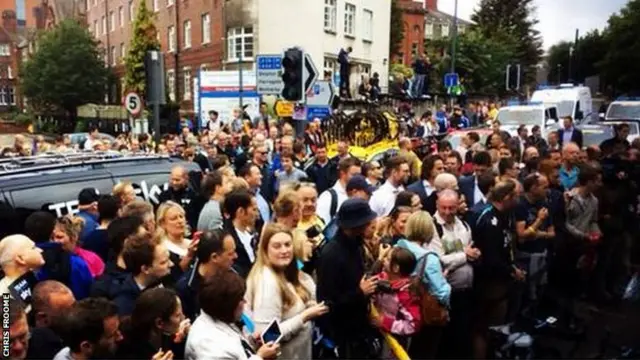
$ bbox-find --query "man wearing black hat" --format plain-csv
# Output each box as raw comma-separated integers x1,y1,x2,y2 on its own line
77,188,100,243
346,175,375,201
316,198,380,359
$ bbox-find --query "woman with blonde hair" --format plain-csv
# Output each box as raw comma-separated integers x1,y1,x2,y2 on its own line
377,206,412,246
52,215,105,278
273,190,301,230
396,210,451,359
245,223,328,360
156,201,196,284
112,181,137,206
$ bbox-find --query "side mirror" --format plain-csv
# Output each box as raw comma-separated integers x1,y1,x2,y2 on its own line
599,113,605,120
545,119,556,127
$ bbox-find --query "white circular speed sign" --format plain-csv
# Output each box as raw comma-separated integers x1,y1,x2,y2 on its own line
124,92,142,116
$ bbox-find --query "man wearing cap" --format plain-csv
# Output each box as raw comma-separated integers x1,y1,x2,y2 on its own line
77,188,100,242
369,156,410,217
346,175,375,201
316,198,380,359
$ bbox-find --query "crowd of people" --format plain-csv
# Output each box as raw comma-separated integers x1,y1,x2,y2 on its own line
1,101,639,360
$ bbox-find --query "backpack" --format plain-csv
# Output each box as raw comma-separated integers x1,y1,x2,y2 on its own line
434,219,470,239
411,252,449,327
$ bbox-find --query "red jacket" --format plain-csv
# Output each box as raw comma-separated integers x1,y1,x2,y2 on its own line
372,272,422,336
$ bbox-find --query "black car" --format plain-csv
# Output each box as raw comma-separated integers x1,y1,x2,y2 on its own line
0,153,201,232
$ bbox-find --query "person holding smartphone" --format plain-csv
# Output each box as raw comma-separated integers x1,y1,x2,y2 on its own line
245,224,328,360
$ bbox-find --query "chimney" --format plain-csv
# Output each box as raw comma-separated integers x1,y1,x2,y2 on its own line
425,0,438,11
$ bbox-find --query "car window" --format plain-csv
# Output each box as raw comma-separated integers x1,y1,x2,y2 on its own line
10,177,114,218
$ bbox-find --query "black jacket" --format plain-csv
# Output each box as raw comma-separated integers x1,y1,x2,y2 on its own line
316,230,373,343
557,128,584,149
26,327,64,360
306,161,337,195
224,221,255,278
174,267,202,321
471,204,516,283
90,261,128,299
158,186,198,230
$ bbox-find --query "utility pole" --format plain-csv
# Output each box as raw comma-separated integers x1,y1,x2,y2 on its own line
174,0,180,103
105,0,111,104
450,0,458,74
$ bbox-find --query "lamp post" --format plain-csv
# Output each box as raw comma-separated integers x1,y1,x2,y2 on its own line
450,0,458,75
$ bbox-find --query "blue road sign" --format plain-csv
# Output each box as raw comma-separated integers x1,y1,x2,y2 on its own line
307,106,332,120
444,73,459,88
256,55,282,70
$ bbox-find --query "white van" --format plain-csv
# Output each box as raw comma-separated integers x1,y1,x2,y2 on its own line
530,84,592,123
495,102,560,138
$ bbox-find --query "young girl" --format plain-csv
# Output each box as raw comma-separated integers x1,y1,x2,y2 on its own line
372,247,421,357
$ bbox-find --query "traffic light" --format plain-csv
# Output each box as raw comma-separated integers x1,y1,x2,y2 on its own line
281,48,304,101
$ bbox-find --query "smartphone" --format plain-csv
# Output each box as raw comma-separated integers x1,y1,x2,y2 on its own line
261,319,283,344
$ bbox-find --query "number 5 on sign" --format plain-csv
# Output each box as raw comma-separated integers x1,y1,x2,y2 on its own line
124,92,142,117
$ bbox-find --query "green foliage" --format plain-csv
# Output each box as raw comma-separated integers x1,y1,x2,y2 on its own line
546,41,572,84
390,63,414,80
547,31,606,85
389,0,405,57
599,0,640,94
426,30,516,95
14,112,35,126
124,0,160,102
471,0,543,87
19,19,108,116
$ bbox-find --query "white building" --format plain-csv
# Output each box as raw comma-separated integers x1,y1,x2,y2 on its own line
225,0,391,94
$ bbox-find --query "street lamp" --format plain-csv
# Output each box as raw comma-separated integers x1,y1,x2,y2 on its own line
568,46,574,83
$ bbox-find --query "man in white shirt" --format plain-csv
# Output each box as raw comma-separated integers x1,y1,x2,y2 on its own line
369,156,410,216
316,157,362,224
428,189,480,358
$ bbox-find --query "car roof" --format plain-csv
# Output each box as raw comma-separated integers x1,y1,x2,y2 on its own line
447,128,492,135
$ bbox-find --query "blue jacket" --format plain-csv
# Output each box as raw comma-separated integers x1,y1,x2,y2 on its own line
36,242,93,300
396,239,451,307
459,175,476,210
77,210,98,243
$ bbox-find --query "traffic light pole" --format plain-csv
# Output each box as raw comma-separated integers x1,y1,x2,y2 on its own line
449,0,458,107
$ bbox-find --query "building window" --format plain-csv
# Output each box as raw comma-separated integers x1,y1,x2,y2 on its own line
201,13,210,44
425,23,433,39
441,24,449,37
0,87,6,105
128,0,134,21
118,6,124,27
323,58,336,80
93,20,98,34
458,25,465,34
411,42,418,56
167,0,174,6
167,70,175,101
0,44,9,56
183,20,191,48
7,66,12,79
120,43,126,60
183,67,191,100
168,25,176,52
101,16,106,35
397,53,404,64
110,46,116,66
9,87,14,105
362,9,373,41
324,0,336,32
344,3,355,37
109,11,115,32
227,26,253,61
153,0,159,12
361,64,371,76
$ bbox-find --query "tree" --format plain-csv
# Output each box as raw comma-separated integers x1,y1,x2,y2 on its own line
599,0,640,94
19,19,108,118
546,31,606,85
546,41,572,84
472,0,543,87
426,30,516,95
123,0,160,102
389,0,405,57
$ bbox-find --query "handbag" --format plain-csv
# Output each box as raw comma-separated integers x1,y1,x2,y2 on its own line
412,252,449,327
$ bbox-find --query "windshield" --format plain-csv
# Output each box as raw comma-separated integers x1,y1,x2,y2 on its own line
606,103,640,120
555,100,575,118
496,108,543,126
580,127,615,148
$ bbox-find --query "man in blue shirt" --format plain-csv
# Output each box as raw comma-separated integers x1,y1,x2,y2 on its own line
76,188,100,243
559,143,581,190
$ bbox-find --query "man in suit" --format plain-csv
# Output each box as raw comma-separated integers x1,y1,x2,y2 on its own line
557,116,583,149
465,170,496,226
459,151,493,210
222,189,259,278
407,154,446,211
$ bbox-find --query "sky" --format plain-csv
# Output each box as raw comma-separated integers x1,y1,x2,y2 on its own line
437,0,629,50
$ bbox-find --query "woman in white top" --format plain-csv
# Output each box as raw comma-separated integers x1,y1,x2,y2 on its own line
186,271,279,360
156,201,196,284
245,223,328,360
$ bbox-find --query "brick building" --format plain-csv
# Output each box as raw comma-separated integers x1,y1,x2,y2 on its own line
83,0,224,112
394,0,472,66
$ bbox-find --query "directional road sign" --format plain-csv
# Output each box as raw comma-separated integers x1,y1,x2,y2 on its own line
307,106,332,120
306,80,335,107
303,53,319,103
256,55,284,95
274,100,294,117
124,92,142,116
444,73,459,88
